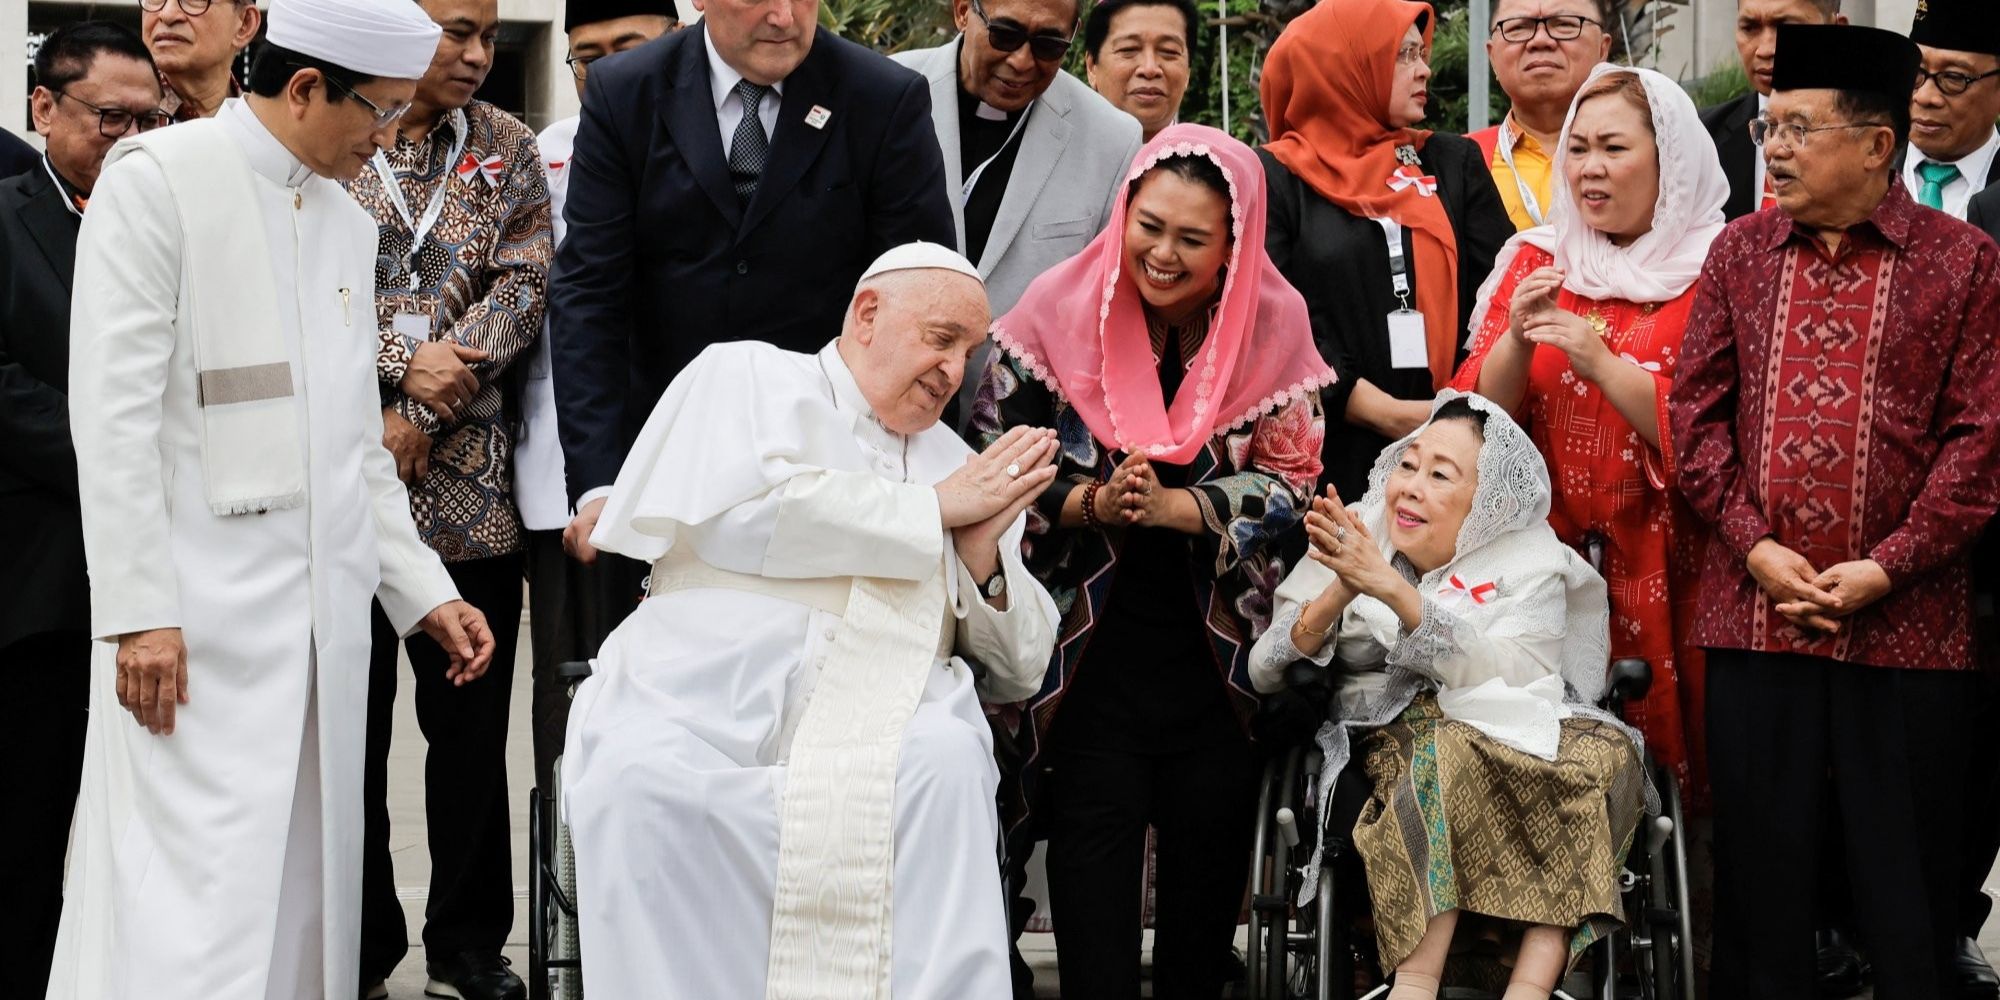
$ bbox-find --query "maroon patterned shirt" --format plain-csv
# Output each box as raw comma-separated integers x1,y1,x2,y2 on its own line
1670,182,2000,670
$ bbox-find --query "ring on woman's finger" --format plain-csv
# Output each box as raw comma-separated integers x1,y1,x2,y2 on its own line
1334,526,1347,542
1006,463,1022,478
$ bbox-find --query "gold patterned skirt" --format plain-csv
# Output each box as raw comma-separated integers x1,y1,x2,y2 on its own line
1353,695,1646,976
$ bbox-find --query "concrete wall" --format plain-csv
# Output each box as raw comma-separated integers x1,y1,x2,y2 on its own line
7,0,583,141
1631,0,1919,83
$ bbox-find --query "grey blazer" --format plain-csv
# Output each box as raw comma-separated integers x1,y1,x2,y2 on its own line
892,41,1144,316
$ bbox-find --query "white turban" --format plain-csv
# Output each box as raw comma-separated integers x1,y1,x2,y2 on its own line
266,0,443,82
855,241,983,292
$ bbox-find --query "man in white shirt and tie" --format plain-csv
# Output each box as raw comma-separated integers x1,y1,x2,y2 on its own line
1906,0,2000,220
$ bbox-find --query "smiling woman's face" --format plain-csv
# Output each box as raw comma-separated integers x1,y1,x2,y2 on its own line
1383,417,1483,574
1123,164,1231,325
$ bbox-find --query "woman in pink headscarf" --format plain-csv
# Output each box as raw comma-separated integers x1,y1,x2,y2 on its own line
969,122,1334,998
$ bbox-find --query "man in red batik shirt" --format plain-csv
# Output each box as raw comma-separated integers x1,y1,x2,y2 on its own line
1671,23,2000,1000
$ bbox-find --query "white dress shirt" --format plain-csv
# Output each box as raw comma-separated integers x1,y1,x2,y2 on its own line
706,28,782,152
1903,127,2000,220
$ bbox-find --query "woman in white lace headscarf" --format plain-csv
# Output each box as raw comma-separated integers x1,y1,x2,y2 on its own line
1249,391,1647,1000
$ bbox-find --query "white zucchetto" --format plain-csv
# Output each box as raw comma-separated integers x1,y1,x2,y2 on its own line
855,241,983,292
265,0,444,82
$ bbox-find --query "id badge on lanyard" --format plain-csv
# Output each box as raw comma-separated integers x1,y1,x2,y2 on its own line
370,108,468,292
1496,119,1546,227
1376,217,1429,370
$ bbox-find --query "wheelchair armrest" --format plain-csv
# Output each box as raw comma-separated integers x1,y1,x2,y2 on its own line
1604,658,1651,712
557,660,595,683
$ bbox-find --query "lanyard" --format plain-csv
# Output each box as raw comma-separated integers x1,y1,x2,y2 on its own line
1374,217,1414,310
960,105,1033,205
370,107,468,291
1496,118,1546,227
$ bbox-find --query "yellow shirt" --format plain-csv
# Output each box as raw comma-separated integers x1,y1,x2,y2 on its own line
1488,113,1555,232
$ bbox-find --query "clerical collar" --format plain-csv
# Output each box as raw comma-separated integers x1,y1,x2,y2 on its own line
220,98,315,189
41,156,86,219
957,85,1024,126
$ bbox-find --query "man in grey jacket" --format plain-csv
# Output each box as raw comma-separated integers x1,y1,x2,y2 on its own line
893,0,1142,425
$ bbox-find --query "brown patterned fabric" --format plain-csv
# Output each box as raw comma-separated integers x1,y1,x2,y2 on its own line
1353,695,1646,977
344,99,553,561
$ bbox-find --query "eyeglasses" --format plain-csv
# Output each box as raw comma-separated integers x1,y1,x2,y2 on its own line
969,0,1075,63
1395,42,1428,66
1915,66,2000,98
138,0,238,15
1748,116,1888,148
54,91,173,138
299,66,412,129
564,53,599,82
1493,14,1601,43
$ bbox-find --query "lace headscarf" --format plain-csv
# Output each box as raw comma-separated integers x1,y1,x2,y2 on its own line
1254,392,1650,903
1467,64,1730,336
991,123,1335,465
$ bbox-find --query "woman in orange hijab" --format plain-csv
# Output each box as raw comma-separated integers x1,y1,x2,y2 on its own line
1259,0,1513,504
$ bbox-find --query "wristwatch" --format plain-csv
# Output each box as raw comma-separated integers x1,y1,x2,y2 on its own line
981,569,1008,599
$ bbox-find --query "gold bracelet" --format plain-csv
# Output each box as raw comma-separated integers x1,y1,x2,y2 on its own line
1295,599,1333,638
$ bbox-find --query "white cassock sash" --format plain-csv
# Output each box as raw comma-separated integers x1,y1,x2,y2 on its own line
765,566,950,999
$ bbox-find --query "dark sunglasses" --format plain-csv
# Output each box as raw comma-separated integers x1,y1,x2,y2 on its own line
969,0,1075,63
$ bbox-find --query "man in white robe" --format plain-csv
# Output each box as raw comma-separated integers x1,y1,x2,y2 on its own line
563,242,1061,999
50,2,497,998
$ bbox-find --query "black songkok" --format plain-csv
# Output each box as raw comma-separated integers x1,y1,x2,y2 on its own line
564,0,677,32
1911,0,2000,59
1772,24,1921,100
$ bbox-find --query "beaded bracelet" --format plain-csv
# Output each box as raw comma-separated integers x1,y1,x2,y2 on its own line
1082,482,1104,530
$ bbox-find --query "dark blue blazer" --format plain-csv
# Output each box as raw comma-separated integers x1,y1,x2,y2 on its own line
549,24,956,501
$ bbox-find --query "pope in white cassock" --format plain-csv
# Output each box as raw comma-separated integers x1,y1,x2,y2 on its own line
563,242,1061,999
48,2,499,999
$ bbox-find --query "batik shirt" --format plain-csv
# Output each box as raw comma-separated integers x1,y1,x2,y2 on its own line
1670,181,2000,670
345,99,553,561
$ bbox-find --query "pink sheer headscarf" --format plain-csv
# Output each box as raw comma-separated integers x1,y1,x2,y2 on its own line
991,123,1336,465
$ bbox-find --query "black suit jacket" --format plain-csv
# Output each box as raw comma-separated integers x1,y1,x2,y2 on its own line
1701,92,1760,222
0,129,39,180
1963,188,2000,667
1260,134,1514,502
0,165,88,649
549,25,956,501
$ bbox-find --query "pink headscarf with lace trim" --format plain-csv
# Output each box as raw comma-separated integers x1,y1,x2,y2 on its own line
990,124,1336,465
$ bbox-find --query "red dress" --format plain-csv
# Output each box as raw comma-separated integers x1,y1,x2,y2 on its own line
1453,246,1711,810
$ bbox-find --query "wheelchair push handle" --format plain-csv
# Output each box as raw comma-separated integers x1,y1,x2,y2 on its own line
557,660,595,683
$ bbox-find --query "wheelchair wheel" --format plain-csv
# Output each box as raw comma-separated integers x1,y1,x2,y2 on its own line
1641,769,1695,1000
1248,746,1332,999
528,760,585,1000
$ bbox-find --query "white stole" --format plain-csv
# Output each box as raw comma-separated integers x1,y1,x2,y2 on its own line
106,120,306,514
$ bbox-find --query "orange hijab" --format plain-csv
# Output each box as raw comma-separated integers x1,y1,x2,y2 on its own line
1261,0,1460,389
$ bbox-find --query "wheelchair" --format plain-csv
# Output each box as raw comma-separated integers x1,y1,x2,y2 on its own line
526,659,595,1000
1243,661,1696,1000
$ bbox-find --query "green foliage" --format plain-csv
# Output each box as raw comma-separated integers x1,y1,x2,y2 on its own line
819,0,957,53
1425,2,1509,135
1684,58,1752,109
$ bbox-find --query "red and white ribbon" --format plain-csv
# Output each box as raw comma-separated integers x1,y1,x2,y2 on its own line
1441,574,1498,605
1618,351,1663,373
456,152,506,188
1387,165,1438,197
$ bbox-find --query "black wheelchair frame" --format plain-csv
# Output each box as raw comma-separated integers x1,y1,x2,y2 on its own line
1243,656,1697,1000
526,659,595,1000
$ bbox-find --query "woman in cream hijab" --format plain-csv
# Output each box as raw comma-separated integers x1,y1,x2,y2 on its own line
1250,392,1646,1000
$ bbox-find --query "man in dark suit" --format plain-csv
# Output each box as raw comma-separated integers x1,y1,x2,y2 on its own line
1699,0,1844,220
550,0,956,560
0,24,166,998
0,128,38,179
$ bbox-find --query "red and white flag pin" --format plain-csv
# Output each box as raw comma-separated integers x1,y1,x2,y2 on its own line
805,105,832,130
